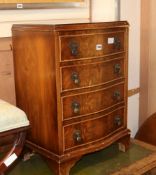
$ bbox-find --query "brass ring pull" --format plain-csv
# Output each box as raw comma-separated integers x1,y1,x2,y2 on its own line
71,101,80,114
114,116,122,126
113,91,121,101
114,37,121,49
114,64,121,74
69,41,79,56
73,130,82,143
71,72,80,85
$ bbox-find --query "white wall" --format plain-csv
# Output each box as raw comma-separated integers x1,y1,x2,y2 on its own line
0,1,90,37
91,0,119,22
0,0,119,37
120,0,140,137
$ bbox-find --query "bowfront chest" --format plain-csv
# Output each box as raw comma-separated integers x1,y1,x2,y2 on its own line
12,21,130,175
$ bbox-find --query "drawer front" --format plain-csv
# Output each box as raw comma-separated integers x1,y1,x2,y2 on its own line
64,108,125,150
60,32,124,61
61,58,124,91
62,83,124,119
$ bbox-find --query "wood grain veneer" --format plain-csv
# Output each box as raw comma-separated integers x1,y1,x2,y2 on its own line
12,21,130,175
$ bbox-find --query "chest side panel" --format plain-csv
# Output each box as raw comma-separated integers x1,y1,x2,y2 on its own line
12,28,59,153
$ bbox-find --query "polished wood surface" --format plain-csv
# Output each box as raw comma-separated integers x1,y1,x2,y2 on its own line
12,30,59,153
61,57,124,91
139,0,151,126
60,31,125,61
63,83,125,119
64,107,125,150
12,21,130,175
140,0,156,126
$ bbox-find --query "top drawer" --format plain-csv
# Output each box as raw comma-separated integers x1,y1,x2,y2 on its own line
60,32,125,61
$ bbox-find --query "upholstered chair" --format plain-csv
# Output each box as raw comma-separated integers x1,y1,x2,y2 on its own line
0,100,29,175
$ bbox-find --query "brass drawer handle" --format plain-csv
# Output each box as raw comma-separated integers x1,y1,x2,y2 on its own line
114,37,121,49
73,130,82,143
114,116,122,126
113,91,121,101
69,41,79,56
71,101,80,114
71,72,80,85
114,64,121,74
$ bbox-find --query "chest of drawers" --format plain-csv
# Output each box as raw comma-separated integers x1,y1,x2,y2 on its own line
12,21,130,175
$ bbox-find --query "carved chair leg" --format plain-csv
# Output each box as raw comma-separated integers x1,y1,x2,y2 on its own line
0,132,26,173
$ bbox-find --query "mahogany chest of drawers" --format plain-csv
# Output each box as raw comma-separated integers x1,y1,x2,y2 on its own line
12,21,130,175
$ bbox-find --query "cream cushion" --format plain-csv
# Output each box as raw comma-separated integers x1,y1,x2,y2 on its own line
0,99,29,133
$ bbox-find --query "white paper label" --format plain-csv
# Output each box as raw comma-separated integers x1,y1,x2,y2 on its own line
17,4,23,9
96,44,103,51
108,37,115,44
4,153,17,167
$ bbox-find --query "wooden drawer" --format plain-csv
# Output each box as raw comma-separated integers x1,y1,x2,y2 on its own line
62,83,125,119
61,58,124,91
60,32,124,61
64,107,125,150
